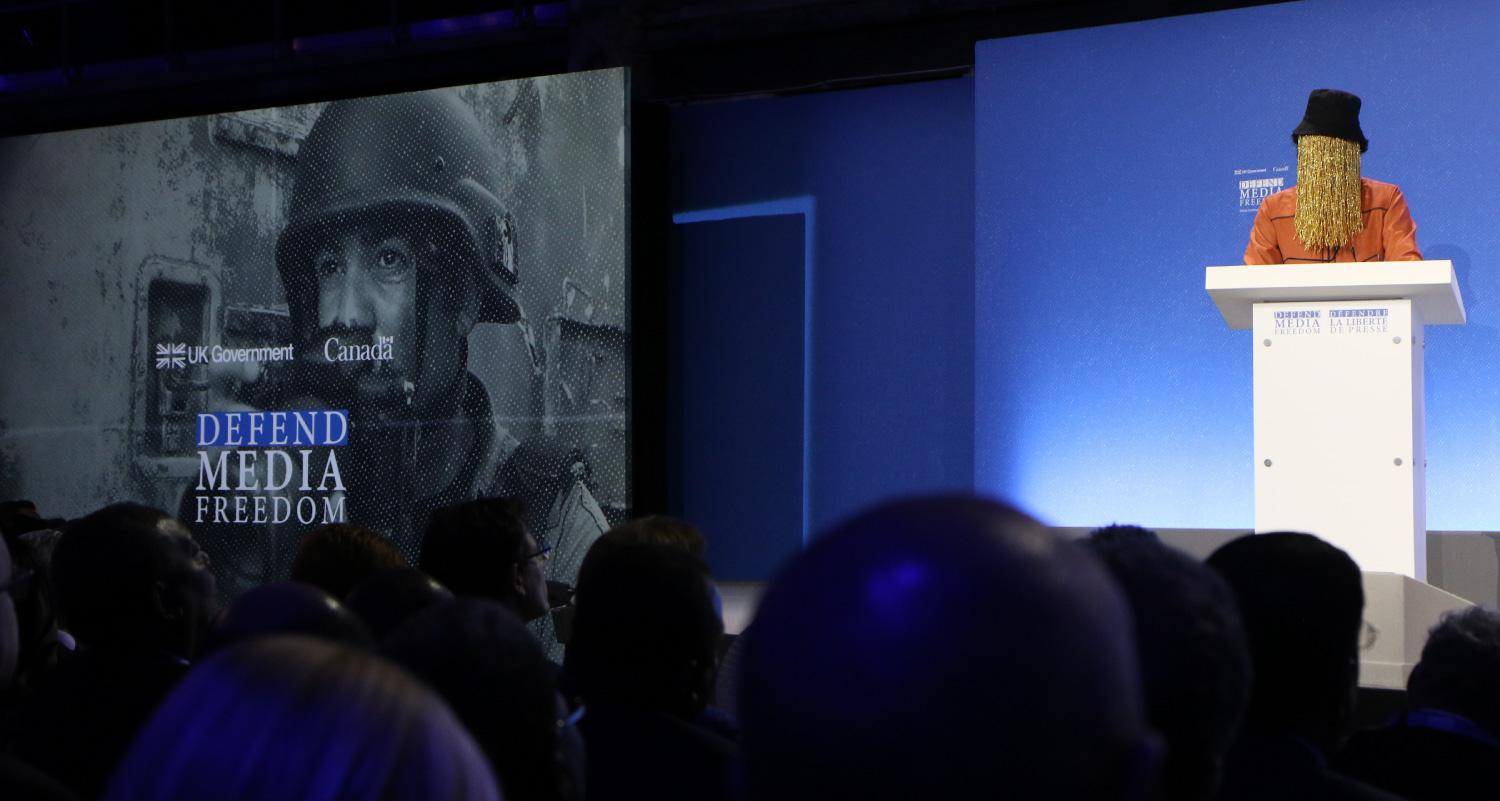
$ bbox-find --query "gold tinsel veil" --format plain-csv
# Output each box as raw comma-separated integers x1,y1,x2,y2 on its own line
1294,134,1363,255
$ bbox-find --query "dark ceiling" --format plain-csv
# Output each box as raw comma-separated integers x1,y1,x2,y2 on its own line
0,0,1290,135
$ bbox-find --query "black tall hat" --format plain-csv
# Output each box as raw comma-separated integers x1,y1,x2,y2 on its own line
1291,88,1368,152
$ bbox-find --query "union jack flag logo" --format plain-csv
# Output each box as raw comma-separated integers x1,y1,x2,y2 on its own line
155,343,187,370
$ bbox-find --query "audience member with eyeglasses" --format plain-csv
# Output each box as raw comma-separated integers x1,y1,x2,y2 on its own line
1208,532,1403,801
420,497,553,624
11,490,1500,801
566,540,736,801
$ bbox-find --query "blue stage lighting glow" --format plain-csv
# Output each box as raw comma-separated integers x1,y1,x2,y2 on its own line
977,0,1500,531
408,11,518,40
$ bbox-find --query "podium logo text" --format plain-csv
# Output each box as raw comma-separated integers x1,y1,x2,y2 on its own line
1330,307,1390,335
1273,309,1321,335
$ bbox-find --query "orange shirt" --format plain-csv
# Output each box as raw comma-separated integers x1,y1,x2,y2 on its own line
1244,177,1422,264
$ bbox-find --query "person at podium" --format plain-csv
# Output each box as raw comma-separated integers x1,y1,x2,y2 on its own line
1244,89,1422,265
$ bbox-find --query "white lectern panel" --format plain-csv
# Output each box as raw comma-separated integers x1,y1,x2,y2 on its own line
1253,299,1424,578
1207,261,1465,329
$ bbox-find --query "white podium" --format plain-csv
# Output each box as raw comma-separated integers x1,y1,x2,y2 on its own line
1205,261,1465,580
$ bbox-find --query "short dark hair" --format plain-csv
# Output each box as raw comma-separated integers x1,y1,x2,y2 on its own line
419,497,530,602
53,503,177,646
1406,606,1500,735
385,599,561,801
566,543,722,719
1088,524,1161,546
289,524,408,600
575,517,711,595
1087,537,1250,801
345,567,453,642
1207,532,1362,747
209,581,373,653
599,516,707,560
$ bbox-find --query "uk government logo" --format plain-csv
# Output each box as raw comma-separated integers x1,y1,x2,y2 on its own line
1273,309,1321,335
1234,165,1290,213
1330,308,1390,335
155,343,187,369
155,342,295,370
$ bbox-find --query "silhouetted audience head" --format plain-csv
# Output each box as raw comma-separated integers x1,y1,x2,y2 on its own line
210,581,372,652
1089,523,1162,545
386,598,579,801
103,635,498,801
52,503,217,660
567,542,722,720
1407,606,1500,736
0,499,62,545
289,523,407,600
1207,531,1362,752
420,496,549,621
1087,535,1251,801
5,528,63,689
596,515,707,561
0,536,75,801
741,494,1155,801
0,499,39,534
345,566,454,642
562,515,719,645
0,535,18,688
1331,604,1500,801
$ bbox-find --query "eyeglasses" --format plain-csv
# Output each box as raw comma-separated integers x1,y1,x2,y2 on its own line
525,542,552,563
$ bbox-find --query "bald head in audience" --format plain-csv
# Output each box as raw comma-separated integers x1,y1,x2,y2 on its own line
741,495,1155,801
210,581,372,652
103,636,499,801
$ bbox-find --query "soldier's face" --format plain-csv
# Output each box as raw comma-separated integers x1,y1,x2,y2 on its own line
312,222,420,382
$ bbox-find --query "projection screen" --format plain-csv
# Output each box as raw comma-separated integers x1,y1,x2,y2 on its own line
0,69,631,613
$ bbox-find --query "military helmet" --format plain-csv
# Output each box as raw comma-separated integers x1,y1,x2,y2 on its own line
276,89,521,331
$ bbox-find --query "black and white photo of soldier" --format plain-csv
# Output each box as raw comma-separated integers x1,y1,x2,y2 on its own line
187,84,625,617
0,71,630,634
274,90,540,557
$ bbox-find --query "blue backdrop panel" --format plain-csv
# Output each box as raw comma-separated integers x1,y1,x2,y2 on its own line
671,215,807,580
672,77,975,556
977,0,1500,529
